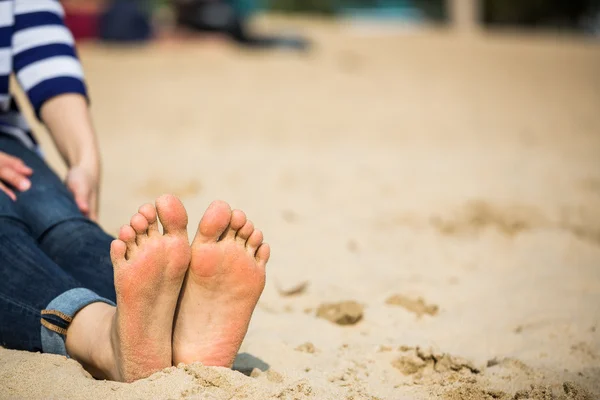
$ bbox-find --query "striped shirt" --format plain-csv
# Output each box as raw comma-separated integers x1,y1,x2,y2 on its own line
0,0,88,151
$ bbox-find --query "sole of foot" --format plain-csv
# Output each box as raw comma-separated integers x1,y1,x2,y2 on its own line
172,200,269,367
68,194,191,382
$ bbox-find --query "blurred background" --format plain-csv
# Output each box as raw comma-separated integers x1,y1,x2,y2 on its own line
59,0,600,43
37,0,599,232
55,0,600,47
24,0,596,249
17,2,600,397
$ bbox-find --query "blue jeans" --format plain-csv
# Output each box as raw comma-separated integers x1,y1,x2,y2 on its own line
0,136,116,356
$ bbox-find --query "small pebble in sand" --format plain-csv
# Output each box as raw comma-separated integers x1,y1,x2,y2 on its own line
295,342,317,354
392,353,427,375
486,358,499,368
377,345,393,352
266,370,284,383
250,368,262,378
316,301,364,325
385,294,438,318
275,280,309,297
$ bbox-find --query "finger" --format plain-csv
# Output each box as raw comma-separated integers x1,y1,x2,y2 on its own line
68,185,90,215
76,197,90,215
0,152,20,164
0,153,32,173
14,163,33,175
0,167,31,191
8,157,33,175
0,182,16,201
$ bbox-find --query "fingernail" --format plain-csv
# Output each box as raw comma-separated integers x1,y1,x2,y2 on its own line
20,180,31,191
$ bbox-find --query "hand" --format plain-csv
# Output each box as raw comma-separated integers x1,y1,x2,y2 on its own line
65,165,100,221
0,151,32,200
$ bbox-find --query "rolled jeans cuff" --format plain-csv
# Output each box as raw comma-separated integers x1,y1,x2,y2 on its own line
40,288,116,356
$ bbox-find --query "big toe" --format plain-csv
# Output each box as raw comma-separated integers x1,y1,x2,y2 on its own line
156,194,188,235
195,200,232,243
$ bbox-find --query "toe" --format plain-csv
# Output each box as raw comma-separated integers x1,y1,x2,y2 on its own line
236,220,254,244
194,200,232,244
110,239,127,267
156,194,188,236
138,203,159,236
255,243,271,268
246,229,264,255
130,213,149,245
118,225,137,259
223,209,247,240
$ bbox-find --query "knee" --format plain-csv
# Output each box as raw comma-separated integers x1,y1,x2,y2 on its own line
42,217,112,246
14,188,85,240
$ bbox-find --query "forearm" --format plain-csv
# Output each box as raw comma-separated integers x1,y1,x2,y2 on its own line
11,0,102,218
12,0,97,171
40,93,100,173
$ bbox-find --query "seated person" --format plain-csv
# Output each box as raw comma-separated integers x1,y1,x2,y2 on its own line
0,0,269,382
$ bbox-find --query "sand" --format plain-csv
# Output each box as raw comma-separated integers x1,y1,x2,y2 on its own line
1,17,599,399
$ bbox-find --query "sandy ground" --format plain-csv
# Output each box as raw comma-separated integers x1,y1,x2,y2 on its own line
1,18,600,399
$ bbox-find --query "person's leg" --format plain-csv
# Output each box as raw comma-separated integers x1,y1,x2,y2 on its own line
38,219,116,302
0,213,114,354
0,136,115,301
0,192,192,382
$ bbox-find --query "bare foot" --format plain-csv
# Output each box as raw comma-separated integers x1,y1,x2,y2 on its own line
65,195,191,382
172,200,269,367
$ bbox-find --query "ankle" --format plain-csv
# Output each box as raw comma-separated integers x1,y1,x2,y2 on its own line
65,302,118,380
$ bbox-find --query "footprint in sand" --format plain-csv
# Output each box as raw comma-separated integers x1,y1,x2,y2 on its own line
430,200,546,237
385,294,439,318
316,301,364,325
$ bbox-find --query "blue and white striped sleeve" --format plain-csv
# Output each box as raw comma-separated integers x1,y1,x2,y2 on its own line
1,0,14,107
12,0,88,118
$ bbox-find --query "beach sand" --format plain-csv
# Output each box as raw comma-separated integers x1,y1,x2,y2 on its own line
1,18,599,399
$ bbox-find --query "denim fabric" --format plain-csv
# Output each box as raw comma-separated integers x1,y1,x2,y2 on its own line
0,136,116,353
41,288,115,356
